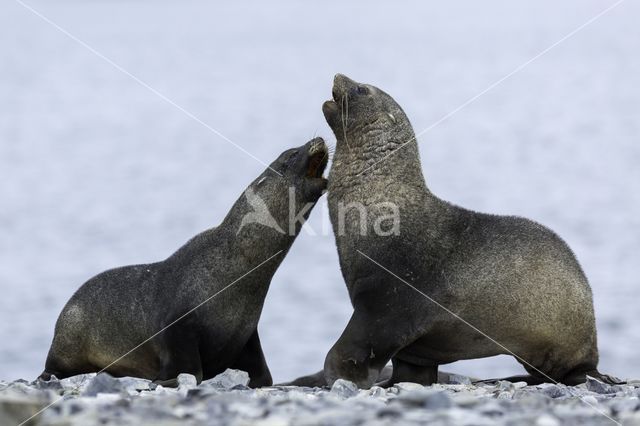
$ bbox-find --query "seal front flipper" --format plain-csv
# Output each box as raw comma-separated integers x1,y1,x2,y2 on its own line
284,365,468,388
323,286,426,389
280,365,394,388
324,309,396,389
228,330,273,388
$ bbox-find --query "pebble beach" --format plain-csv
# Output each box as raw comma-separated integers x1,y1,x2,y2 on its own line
2,370,639,426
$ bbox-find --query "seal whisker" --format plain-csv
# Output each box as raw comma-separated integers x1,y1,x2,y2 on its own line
320,148,332,164
341,94,352,154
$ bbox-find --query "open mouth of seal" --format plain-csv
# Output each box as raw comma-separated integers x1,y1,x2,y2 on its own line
306,142,329,179
325,88,341,110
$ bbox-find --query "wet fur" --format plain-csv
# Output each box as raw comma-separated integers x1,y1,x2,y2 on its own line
40,139,328,387
316,74,621,388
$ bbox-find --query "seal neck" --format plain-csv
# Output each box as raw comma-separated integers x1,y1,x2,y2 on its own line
329,125,430,198
221,190,298,248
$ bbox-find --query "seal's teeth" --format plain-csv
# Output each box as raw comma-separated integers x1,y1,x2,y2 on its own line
305,145,329,178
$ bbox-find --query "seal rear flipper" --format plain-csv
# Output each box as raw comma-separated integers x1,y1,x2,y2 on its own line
277,370,327,387
593,372,626,385
566,369,626,385
473,371,627,386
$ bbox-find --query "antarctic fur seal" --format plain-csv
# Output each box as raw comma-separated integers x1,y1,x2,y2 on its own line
316,74,620,388
40,138,329,388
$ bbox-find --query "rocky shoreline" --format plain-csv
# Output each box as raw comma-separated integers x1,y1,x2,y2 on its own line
1,370,638,426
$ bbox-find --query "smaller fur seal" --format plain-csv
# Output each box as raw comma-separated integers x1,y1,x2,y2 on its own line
306,74,621,389
40,138,329,388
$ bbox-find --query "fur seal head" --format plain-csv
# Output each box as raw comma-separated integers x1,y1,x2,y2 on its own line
256,136,328,199
322,74,414,155
323,74,426,208
236,137,329,236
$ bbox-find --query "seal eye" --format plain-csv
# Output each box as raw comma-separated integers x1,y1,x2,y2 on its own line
349,86,369,97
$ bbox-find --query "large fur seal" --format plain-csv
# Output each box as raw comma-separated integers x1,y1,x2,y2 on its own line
314,74,620,388
40,138,329,388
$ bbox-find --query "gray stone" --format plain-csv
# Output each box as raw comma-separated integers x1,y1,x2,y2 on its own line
534,414,561,426
367,386,386,398
445,374,472,385
2,381,45,398
177,373,197,390
396,389,452,410
82,373,124,396
376,406,403,419
3,373,640,425
497,380,514,392
619,412,640,426
200,369,250,390
450,392,481,408
479,400,505,417
60,373,97,394
496,390,512,399
538,384,569,398
393,382,424,392
330,379,359,398
34,377,63,393
580,394,599,406
610,398,640,416
585,376,615,394
0,396,49,426
385,386,399,395
119,377,152,393
424,392,453,410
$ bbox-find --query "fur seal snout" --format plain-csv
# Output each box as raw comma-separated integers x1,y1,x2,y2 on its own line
40,138,328,387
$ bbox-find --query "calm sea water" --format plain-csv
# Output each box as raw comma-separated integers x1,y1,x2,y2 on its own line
1,0,638,382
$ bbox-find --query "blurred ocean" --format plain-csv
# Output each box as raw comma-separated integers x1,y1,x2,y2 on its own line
0,0,638,383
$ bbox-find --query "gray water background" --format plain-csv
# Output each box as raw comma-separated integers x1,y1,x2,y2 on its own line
1,0,638,382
